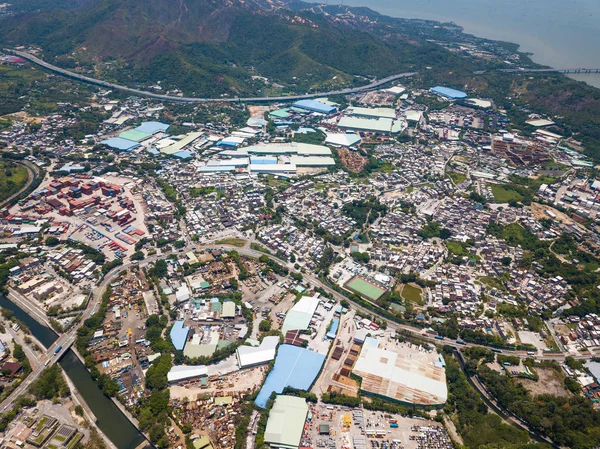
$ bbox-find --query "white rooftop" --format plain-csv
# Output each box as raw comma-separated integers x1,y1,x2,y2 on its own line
237,335,279,368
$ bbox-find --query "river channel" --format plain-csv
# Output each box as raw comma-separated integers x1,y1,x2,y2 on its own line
0,294,150,449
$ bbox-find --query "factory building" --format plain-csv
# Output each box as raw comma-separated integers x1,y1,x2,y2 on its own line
430,86,467,99
236,335,279,369
352,337,447,406
264,395,309,449
292,99,337,114
338,116,406,134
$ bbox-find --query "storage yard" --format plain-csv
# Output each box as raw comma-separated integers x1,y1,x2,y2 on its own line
302,404,452,449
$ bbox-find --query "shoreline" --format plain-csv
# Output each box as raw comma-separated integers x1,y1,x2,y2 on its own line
322,0,600,89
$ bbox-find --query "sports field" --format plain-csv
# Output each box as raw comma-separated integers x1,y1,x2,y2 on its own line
345,276,387,301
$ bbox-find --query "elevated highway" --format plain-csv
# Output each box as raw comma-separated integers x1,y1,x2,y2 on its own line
8,49,415,103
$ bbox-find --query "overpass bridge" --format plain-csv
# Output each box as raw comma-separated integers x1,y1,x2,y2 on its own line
8,49,415,104
0,335,74,412
498,67,600,75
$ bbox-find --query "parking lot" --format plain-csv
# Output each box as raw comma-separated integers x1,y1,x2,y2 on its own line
305,405,452,449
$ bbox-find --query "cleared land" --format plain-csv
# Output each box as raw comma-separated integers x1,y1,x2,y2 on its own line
215,238,247,247
345,275,387,301
401,284,423,305
489,184,523,203
516,367,570,397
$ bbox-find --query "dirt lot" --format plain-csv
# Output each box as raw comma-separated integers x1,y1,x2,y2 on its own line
248,105,270,118
530,202,576,226
516,367,570,397
170,365,267,400
338,148,367,173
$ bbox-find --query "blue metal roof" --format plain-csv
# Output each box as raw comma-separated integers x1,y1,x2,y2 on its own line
430,86,467,99
255,345,325,408
100,137,140,151
293,100,336,114
170,321,190,351
326,318,339,340
134,121,170,134
172,151,193,159
250,156,277,165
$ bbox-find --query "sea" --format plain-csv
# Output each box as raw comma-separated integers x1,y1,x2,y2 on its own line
323,0,600,88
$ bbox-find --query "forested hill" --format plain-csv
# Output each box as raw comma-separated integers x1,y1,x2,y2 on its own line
0,0,491,97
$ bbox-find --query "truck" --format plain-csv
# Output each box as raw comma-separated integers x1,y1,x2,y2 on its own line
54,346,63,355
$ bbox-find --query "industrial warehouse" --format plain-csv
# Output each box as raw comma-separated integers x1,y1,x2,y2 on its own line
200,142,336,175
352,337,448,406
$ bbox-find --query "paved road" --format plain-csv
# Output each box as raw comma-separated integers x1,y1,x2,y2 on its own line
0,239,586,413
191,243,588,362
9,50,416,103
0,260,131,413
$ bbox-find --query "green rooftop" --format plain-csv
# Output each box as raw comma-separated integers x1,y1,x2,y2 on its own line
119,129,151,142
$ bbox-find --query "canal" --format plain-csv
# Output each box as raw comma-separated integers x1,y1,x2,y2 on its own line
0,294,150,449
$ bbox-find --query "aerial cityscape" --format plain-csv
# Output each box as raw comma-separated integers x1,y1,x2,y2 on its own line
0,1,599,449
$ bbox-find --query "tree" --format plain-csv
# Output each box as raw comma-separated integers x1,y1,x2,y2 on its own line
439,228,452,240
45,236,60,247
131,251,144,261
150,259,168,278
501,256,512,266
259,320,271,332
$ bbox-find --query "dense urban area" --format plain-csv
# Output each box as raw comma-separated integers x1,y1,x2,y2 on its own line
1,2,600,449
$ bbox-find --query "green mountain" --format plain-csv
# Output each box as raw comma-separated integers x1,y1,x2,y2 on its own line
0,0,482,96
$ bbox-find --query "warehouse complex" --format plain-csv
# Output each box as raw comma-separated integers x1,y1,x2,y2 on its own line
101,121,170,152
199,142,335,174
255,344,326,408
282,295,321,334
236,335,279,369
264,395,309,449
430,86,467,99
352,337,447,406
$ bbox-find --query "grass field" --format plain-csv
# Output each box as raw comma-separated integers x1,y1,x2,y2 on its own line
0,162,29,204
446,241,468,257
448,171,467,184
401,284,423,305
215,238,247,247
345,276,387,301
489,184,523,203
479,276,507,292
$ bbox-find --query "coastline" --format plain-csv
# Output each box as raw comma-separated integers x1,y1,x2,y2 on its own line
323,0,600,89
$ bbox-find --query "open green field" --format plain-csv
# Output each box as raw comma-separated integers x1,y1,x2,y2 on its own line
215,238,247,248
489,184,523,203
446,241,468,257
401,284,423,305
0,162,29,204
448,171,466,184
479,276,507,292
345,276,387,301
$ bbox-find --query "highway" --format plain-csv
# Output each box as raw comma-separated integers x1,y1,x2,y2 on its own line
8,50,416,104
